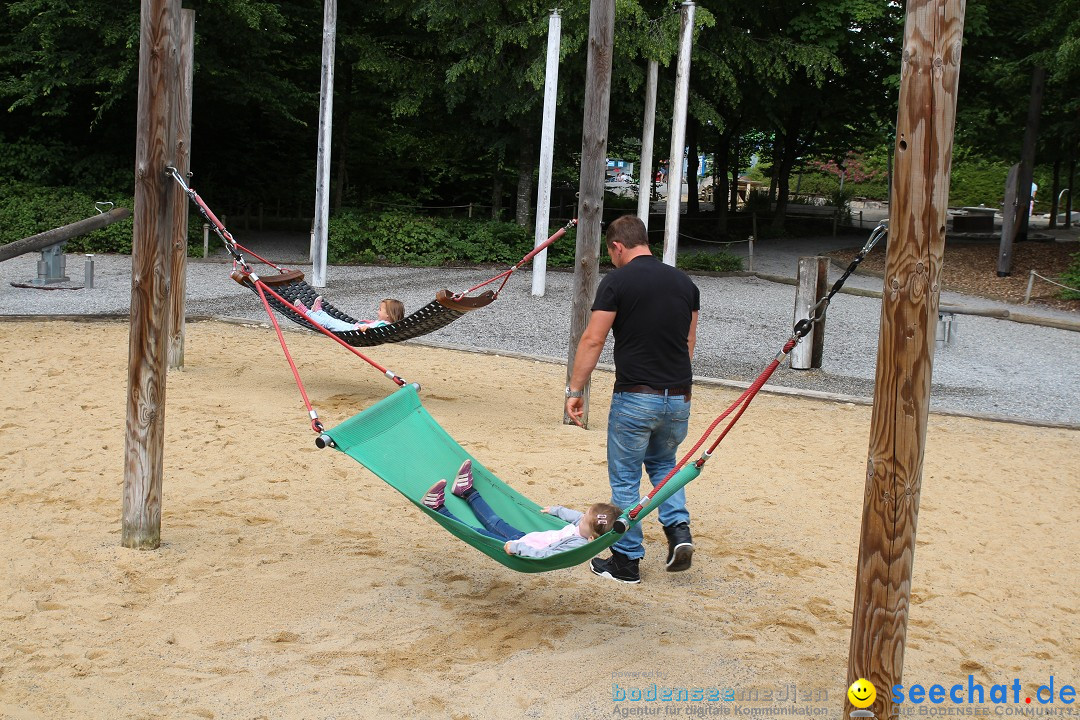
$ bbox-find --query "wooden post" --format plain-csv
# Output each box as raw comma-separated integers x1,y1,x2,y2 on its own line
168,8,194,370
661,1,696,267
789,256,829,370
531,10,562,297
637,59,659,229
123,0,180,550
846,2,965,717
564,0,614,428
311,0,337,288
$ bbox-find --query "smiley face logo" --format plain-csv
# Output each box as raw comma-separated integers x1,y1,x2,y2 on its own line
848,678,876,709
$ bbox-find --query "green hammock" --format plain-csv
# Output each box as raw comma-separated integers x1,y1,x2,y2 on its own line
322,385,702,573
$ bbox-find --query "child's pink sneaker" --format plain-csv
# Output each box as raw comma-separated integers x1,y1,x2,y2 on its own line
422,480,446,510
451,459,473,497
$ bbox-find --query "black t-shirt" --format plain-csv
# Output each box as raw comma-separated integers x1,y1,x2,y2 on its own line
591,254,700,392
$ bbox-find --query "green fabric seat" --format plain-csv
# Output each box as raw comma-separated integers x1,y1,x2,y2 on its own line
322,385,702,573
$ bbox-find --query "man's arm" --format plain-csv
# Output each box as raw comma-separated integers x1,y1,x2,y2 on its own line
564,310,616,427
688,310,698,360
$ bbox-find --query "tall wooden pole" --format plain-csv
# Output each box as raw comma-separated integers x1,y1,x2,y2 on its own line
637,59,659,229
564,0,614,428
531,9,562,297
847,0,965,713
311,0,337,288
167,8,194,370
661,1,696,266
123,0,180,549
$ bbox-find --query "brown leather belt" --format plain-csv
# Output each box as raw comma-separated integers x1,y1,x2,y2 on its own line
620,384,692,400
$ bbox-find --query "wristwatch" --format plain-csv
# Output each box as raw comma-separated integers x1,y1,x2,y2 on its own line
565,386,583,398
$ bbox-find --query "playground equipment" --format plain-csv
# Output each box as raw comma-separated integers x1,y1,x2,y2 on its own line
314,225,884,572
167,165,573,348
0,205,130,287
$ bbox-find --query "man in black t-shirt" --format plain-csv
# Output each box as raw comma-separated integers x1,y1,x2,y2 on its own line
565,215,700,584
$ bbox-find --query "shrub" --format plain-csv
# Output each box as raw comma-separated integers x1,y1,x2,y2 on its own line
327,209,577,267
0,182,135,253
827,186,854,222
744,188,772,214
677,251,743,272
1060,251,1080,300
0,181,212,256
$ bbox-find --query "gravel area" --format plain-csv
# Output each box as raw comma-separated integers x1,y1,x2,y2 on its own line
1,233,1078,427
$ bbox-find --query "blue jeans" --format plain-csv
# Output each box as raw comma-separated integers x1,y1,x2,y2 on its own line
607,392,692,559
435,490,525,542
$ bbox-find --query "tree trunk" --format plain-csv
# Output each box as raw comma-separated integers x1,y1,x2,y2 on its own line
1012,66,1046,248
729,131,740,213
1068,153,1076,229
333,62,352,213
686,116,699,215
515,124,536,227
491,174,504,220
713,131,730,236
1048,155,1061,229
770,123,800,233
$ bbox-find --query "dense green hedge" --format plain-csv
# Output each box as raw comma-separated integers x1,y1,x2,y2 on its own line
790,159,1056,213
677,251,743,272
327,209,578,267
0,182,135,253
0,182,210,255
1061,252,1080,300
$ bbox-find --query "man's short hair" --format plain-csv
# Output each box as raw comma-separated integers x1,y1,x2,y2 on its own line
587,502,623,536
605,214,649,249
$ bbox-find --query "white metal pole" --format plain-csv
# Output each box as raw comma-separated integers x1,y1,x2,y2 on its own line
532,9,562,297
311,0,337,288
637,59,658,228
662,1,695,266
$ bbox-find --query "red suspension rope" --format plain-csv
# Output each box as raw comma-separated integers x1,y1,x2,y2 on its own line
624,223,887,519
625,348,788,520
246,272,410,434
456,219,576,298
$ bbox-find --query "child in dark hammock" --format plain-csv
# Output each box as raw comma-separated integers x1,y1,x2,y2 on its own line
422,460,622,559
294,296,404,332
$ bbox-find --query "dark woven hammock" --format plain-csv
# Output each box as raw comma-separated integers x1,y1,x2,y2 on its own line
232,269,495,348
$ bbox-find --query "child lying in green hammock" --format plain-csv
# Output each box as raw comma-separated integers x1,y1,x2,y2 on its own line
422,460,621,559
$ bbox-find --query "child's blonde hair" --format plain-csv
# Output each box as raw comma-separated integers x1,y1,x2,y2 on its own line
381,298,405,323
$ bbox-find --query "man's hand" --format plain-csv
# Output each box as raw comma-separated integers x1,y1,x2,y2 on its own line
565,397,585,427
504,541,515,555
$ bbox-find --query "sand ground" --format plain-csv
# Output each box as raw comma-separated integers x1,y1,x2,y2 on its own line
0,320,1077,720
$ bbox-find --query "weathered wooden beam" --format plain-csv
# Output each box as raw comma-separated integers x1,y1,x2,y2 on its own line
564,0,614,428
790,256,829,370
123,0,180,550
167,8,194,370
0,208,131,264
847,1,966,716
